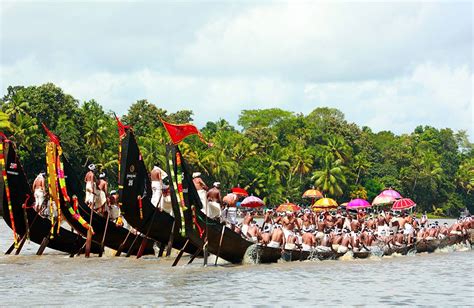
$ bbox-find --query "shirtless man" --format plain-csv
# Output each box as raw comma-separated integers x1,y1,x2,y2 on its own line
84,164,96,207
96,173,108,214
350,216,361,233
335,213,344,229
206,182,222,218
394,230,405,247
338,230,351,254
247,222,260,243
241,211,255,237
315,214,326,245
260,225,272,245
150,165,166,209
268,224,285,248
301,227,316,251
282,212,298,241
285,233,298,250
32,172,46,212
192,172,208,210
331,229,342,251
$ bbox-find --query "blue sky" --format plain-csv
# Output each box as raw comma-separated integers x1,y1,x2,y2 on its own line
1,1,472,136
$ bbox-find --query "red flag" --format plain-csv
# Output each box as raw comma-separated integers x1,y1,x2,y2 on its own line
115,114,129,138
42,123,60,146
161,119,211,146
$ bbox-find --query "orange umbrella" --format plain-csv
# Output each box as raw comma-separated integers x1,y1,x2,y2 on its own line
302,189,323,199
276,202,301,212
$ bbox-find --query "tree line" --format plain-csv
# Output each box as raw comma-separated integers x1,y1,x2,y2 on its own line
1,83,473,216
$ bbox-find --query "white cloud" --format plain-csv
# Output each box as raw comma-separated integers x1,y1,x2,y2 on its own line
0,1,472,138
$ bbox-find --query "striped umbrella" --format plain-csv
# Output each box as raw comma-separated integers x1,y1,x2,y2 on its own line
347,198,371,209
302,189,323,199
241,196,264,208
392,198,416,210
276,202,301,213
380,189,402,199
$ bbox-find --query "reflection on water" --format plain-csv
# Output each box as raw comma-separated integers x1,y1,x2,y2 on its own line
0,218,473,306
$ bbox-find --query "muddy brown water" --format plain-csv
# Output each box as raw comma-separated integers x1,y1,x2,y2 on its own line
0,218,473,306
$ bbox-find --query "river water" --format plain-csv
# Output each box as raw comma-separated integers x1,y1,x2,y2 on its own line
0,217,473,306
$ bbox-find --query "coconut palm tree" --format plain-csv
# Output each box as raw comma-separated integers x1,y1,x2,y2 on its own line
311,154,347,197
0,111,13,130
3,92,29,121
353,153,372,185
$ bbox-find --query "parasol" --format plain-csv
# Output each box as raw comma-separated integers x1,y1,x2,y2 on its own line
302,188,323,199
380,189,402,199
240,196,264,208
346,198,371,209
372,194,396,206
231,187,249,197
222,193,238,206
276,202,301,213
392,198,416,211
312,197,338,211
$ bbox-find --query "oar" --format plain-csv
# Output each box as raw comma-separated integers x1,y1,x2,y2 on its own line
214,224,226,265
136,194,163,259
84,203,96,257
98,207,111,257
187,247,203,265
115,228,133,256
125,231,141,257
36,235,50,255
172,239,189,267
5,241,16,255
14,234,28,255
165,220,176,257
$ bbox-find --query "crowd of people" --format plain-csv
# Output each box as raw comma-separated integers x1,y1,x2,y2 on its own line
30,164,473,257
233,209,473,254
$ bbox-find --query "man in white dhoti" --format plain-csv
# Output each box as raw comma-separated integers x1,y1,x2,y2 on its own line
206,182,222,219
96,172,108,214
32,172,46,212
84,164,96,207
192,172,208,211
150,165,167,209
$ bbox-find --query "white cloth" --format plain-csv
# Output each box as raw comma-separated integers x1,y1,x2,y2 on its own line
85,181,95,204
109,204,121,221
285,243,296,250
226,207,237,225
197,189,207,209
202,200,221,218
94,190,107,211
34,188,45,211
404,223,414,235
337,245,349,254
302,244,312,251
268,241,280,248
151,180,163,208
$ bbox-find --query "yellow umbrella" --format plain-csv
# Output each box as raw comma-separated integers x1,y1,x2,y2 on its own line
312,197,338,211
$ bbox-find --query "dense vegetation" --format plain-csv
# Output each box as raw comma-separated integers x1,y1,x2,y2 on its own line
1,83,473,216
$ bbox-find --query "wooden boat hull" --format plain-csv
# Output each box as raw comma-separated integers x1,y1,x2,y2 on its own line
1,140,99,254
60,155,154,256
119,130,198,255
415,239,439,253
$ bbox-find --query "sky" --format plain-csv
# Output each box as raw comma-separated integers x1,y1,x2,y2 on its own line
0,1,472,137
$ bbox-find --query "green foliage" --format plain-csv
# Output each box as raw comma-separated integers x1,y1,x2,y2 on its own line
1,83,472,216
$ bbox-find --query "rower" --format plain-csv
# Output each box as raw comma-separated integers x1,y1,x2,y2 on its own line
260,225,272,245
241,211,255,238
192,172,208,211
84,164,97,208
301,226,316,251
108,190,123,227
206,182,222,219
268,224,284,248
32,171,46,213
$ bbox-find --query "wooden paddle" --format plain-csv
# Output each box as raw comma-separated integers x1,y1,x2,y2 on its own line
98,206,111,257
84,204,94,258
172,239,189,267
214,224,226,265
36,235,50,255
115,228,132,256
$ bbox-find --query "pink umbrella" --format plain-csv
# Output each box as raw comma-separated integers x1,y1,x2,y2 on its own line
392,198,416,210
380,189,402,199
347,198,371,209
372,194,396,206
240,196,264,208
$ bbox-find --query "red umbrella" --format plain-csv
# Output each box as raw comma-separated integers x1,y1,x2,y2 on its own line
276,203,301,212
392,198,416,210
240,196,264,208
231,187,249,197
